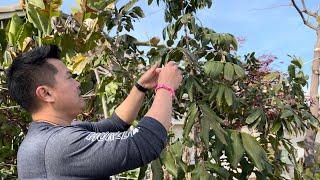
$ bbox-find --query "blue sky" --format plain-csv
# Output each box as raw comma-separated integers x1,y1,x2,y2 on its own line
1,0,319,89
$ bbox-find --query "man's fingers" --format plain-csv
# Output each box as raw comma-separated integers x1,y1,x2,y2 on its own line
149,62,159,72
155,68,162,73
166,61,176,66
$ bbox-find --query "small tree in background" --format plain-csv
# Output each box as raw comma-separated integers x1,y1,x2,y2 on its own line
291,1,320,173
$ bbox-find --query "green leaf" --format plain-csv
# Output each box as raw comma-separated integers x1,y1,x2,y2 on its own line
167,39,174,46
170,141,183,159
229,131,245,168
246,109,263,124
151,159,163,180
288,64,295,78
204,61,224,78
263,72,279,81
132,6,145,18
162,150,178,177
185,77,194,101
216,84,225,106
189,17,198,35
281,109,294,119
138,165,148,180
183,103,198,139
120,0,137,14
233,64,245,78
150,37,160,46
199,104,227,145
71,54,90,75
291,57,303,69
88,0,107,11
15,22,33,51
193,77,205,95
205,162,230,178
271,121,281,133
303,111,319,128
224,86,233,106
29,0,45,9
210,119,227,145
180,14,192,24
296,141,305,149
0,29,8,54
191,164,210,180
224,62,234,81
199,103,223,123
200,118,210,148
8,14,23,46
241,133,270,171
27,4,52,36
229,33,238,51
178,47,197,66
209,85,218,100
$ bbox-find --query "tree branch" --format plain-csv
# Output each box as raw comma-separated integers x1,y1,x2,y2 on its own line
0,105,20,110
301,0,318,17
250,3,291,11
134,41,165,47
291,0,317,30
94,69,108,118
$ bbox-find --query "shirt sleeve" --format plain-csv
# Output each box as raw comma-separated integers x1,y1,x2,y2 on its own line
45,116,167,179
72,112,131,132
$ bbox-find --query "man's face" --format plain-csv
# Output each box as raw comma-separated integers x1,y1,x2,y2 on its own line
48,59,85,118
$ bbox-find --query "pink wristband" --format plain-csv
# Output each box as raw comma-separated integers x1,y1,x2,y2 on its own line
155,83,175,97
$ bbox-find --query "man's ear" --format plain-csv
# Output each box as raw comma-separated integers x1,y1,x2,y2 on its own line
35,86,55,103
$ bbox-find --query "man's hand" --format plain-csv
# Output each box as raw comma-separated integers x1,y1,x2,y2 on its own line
138,63,161,89
158,61,182,90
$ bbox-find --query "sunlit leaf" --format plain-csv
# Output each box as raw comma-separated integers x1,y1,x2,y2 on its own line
151,159,163,180
204,60,224,78
263,72,279,81
8,14,23,46
241,132,271,172
229,130,245,168
224,62,234,81
162,150,177,177
183,103,198,139
224,86,233,106
246,109,263,124
233,64,245,78
200,118,210,148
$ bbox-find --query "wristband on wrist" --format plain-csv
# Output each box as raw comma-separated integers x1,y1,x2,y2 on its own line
155,83,175,97
135,82,148,93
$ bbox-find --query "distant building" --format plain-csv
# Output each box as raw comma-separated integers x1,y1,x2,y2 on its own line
0,3,25,29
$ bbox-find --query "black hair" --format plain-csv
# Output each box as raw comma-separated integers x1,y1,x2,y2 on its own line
6,45,61,112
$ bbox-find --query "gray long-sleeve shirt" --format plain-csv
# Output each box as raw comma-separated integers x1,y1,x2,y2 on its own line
17,113,167,179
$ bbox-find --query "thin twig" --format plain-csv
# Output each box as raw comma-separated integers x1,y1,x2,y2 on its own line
301,0,318,17
250,3,291,12
303,57,320,65
0,162,16,167
0,105,20,110
291,0,318,30
82,94,97,98
94,69,108,118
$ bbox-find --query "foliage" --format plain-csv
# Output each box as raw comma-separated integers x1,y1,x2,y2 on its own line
0,0,318,179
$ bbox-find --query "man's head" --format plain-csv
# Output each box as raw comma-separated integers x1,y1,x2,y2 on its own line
7,45,84,119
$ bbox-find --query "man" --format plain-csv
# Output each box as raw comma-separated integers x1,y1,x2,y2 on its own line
7,45,182,179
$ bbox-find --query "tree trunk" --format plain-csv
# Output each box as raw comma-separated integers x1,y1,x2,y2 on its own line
304,30,320,167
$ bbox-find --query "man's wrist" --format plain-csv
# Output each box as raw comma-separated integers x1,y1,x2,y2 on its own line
155,83,175,97
135,81,148,93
